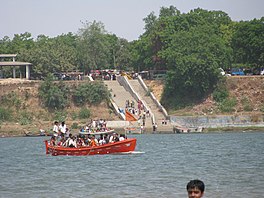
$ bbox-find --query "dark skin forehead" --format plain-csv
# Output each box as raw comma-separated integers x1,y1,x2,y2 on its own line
188,187,202,192
187,187,203,198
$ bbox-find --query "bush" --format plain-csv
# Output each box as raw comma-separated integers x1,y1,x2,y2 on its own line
0,107,12,121
19,111,33,125
219,97,237,112
39,74,70,110
73,81,110,106
241,97,253,111
79,108,91,119
71,112,78,120
53,111,67,122
1,92,21,109
261,104,264,112
213,84,229,103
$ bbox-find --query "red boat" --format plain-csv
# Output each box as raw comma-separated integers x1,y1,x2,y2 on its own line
44,138,137,156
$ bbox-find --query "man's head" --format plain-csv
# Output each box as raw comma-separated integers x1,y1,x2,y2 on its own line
186,179,205,198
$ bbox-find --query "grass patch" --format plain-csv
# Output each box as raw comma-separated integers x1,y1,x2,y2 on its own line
219,97,237,113
241,97,253,111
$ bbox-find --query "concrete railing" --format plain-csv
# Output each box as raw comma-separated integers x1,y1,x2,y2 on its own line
138,76,169,119
117,75,156,125
110,98,126,120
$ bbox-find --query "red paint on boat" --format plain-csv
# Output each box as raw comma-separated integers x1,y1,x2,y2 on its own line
44,138,137,156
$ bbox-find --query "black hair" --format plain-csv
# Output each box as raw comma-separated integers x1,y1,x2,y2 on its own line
186,179,205,193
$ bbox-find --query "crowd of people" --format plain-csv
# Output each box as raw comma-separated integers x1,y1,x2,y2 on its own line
79,119,110,133
50,120,126,148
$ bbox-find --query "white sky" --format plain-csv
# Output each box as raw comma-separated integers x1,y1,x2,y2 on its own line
1,0,263,41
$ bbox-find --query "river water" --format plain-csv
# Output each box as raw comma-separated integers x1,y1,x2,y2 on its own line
0,132,264,198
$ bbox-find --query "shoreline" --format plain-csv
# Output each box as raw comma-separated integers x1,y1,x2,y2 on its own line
1,125,264,138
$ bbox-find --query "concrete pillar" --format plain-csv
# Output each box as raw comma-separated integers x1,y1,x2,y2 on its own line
0,66,2,78
26,65,30,79
13,66,16,78
19,67,22,78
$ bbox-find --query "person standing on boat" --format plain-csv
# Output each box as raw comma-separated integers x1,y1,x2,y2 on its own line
53,121,59,136
186,179,205,198
59,121,67,135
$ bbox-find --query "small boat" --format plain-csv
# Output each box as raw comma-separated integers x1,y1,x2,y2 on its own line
124,127,142,134
44,138,137,156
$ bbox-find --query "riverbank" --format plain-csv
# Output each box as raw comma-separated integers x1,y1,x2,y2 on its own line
1,124,264,138
1,77,263,137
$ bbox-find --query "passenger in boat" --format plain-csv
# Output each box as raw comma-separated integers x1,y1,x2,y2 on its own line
186,179,205,198
65,134,77,148
103,119,107,129
119,134,125,141
57,137,66,146
109,133,114,143
90,135,98,146
109,133,119,143
98,134,106,145
85,124,90,132
80,127,85,133
65,128,70,138
50,136,57,146
77,135,85,147
104,134,109,144
70,136,77,148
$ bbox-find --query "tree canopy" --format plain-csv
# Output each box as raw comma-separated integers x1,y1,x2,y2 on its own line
0,7,263,108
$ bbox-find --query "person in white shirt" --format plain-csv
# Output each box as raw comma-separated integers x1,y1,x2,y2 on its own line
109,133,119,143
119,134,125,141
53,121,59,135
59,121,67,134
65,134,76,148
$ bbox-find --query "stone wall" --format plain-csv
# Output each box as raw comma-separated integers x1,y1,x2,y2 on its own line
170,114,264,128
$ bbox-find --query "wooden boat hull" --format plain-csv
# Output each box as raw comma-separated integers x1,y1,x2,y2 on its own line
44,138,137,156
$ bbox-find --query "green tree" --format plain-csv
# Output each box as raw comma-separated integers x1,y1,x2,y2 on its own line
77,20,110,72
0,36,12,54
231,18,264,70
20,33,78,78
133,7,232,108
38,74,70,110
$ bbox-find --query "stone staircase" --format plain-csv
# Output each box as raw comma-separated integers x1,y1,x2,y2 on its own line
128,79,172,132
103,78,173,133
104,80,135,111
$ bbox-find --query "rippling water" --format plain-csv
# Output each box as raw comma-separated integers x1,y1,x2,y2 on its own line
0,132,264,198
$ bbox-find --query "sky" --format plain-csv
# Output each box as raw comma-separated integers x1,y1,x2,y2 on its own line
1,0,263,41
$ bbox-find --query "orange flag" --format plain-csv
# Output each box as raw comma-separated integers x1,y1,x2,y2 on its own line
125,109,137,121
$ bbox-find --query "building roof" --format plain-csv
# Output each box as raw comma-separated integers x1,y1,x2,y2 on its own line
0,61,32,66
0,54,17,58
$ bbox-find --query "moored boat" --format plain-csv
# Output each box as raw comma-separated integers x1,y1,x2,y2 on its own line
124,127,142,134
44,138,137,156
